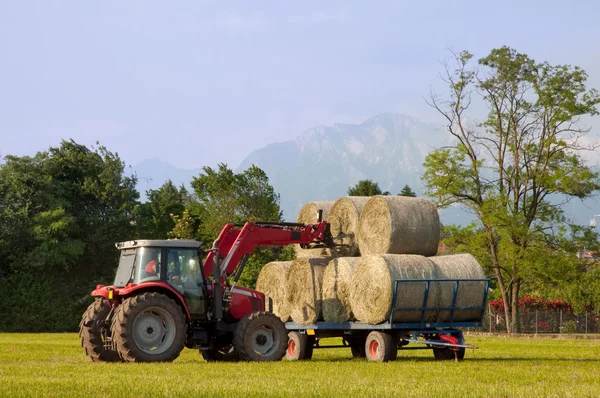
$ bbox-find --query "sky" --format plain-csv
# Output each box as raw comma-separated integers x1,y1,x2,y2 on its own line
1,0,600,169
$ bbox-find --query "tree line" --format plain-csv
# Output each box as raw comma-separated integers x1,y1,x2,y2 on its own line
1,46,599,333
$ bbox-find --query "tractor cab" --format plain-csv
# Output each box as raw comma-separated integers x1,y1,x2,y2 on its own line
110,239,206,313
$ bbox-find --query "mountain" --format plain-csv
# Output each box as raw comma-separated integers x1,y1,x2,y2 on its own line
133,113,599,227
237,113,460,221
131,158,202,199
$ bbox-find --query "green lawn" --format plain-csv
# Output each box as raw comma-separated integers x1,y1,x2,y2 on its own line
0,333,598,397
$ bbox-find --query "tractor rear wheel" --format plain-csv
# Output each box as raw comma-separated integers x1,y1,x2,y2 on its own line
234,312,288,362
79,299,120,362
111,292,186,362
200,345,239,362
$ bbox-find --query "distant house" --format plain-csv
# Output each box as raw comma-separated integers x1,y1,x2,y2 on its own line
577,247,599,260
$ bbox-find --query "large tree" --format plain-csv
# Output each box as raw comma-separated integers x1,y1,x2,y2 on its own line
172,163,287,288
136,180,189,239
0,140,139,331
424,47,600,332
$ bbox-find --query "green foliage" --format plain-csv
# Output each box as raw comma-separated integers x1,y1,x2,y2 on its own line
347,179,386,196
135,181,189,239
0,140,139,331
425,47,600,331
398,184,417,197
175,163,287,288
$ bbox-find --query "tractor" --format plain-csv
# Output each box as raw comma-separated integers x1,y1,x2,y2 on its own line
79,219,334,362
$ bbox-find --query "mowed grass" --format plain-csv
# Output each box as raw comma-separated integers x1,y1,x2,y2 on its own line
0,334,599,398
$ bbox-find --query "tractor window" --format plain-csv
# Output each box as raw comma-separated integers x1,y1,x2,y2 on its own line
134,247,162,283
166,249,204,313
113,248,137,287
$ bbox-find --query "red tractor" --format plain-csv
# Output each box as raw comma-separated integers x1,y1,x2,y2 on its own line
80,220,334,362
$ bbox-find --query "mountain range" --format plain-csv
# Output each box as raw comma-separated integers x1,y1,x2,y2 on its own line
132,113,600,227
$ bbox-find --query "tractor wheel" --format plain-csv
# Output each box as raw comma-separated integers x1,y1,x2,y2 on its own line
285,332,315,361
349,336,367,358
365,331,397,362
200,345,239,362
234,312,288,362
79,299,120,362
111,292,186,362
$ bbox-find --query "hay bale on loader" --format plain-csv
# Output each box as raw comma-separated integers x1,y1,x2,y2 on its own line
322,257,361,322
357,196,440,256
428,253,487,322
287,257,330,325
328,196,370,256
255,261,293,322
295,201,335,258
350,254,443,324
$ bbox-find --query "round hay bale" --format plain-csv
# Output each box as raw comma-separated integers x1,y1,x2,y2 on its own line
350,254,442,324
287,257,330,325
295,201,335,258
357,196,440,256
255,261,293,322
328,196,370,256
428,253,487,322
322,257,361,322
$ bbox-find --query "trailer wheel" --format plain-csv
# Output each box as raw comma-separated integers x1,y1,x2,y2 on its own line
79,299,120,362
201,345,239,362
349,337,366,358
286,332,315,361
433,346,465,360
365,332,397,362
234,312,288,362
111,292,186,362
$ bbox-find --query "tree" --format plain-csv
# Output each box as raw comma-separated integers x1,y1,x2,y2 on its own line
0,140,139,331
347,179,386,196
424,47,600,332
179,163,287,288
136,180,189,239
398,185,417,197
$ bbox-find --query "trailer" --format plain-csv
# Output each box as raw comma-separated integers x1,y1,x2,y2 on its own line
284,278,491,362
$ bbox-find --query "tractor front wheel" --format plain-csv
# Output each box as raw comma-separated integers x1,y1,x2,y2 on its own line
111,292,186,362
79,299,120,362
234,312,288,362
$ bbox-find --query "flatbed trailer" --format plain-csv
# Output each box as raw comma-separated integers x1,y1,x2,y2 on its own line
283,278,491,362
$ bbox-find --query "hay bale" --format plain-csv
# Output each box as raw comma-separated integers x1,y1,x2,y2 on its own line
287,257,330,325
255,261,293,322
328,196,370,256
350,254,442,324
295,201,335,258
357,196,440,256
428,253,487,322
322,257,361,322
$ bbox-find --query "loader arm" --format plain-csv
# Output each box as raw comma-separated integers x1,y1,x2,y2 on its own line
203,221,333,279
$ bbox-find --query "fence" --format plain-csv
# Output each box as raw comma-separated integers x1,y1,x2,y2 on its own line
476,307,600,334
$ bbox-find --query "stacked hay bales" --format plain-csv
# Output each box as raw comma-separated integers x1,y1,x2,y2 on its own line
255,193,487,327
287,257,330,325
255,261,293,322
357,196,440,256
328,196,370,256
295,201,335,258
322,257,361,322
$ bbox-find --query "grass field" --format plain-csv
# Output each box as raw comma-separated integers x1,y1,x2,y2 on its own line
0,333,599,397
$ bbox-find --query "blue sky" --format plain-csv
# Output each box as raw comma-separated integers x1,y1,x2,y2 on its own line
1,0,599,169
